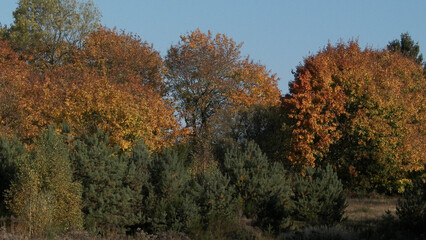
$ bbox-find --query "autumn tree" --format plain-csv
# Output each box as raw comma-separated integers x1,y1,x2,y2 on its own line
9,0,101,66
16,65,181,150
6,127,83,236
78,27,165,95
388,32,423,64
285,41,425,192
0,40,28,136
166,30,280,136
165,29,280,168
2,27,183,150
65,27,182,149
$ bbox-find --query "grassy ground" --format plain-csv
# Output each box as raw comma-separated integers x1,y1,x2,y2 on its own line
0,197,406,240
345,197,398,222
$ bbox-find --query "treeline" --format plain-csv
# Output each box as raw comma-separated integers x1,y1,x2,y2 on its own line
0,125,346,237
0,0,425,238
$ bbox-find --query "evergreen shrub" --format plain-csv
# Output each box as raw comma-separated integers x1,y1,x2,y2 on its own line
224,140,291,232
291,165,347,227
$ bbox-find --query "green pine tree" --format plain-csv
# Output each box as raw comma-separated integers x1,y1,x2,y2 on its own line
70,129,137,233
188,167,238,236
145,149,199,233
122,141,153,231
291,165,347,227
388,32,423,64
224,140,291,232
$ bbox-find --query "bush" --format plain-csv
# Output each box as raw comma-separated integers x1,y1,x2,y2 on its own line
291,165,347,227
396,177,425,235
224,140,291,232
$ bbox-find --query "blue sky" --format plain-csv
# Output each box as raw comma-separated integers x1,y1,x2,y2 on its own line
1,0,425,93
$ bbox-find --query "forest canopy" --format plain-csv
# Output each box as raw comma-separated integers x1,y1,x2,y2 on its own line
0,0,425,238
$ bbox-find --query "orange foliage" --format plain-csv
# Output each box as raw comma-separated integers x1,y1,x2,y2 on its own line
166,29,280,135
0,40,28,135
285,41,425,172
77,27,165,95
1,29,185,150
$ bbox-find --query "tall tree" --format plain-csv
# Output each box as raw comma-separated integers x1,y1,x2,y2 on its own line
165,29,280,169
388,32,423,64
9,0,101,66
165,29,280,138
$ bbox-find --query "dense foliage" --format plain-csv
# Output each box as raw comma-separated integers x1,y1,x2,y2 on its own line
284,41,425,192
0,0,425,238
290,165,347,227
6,127,83,236
224,140,291,231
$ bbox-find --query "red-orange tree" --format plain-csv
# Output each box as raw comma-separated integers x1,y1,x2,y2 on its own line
285,41,425,192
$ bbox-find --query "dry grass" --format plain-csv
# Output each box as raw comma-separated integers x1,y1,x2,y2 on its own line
345,197,398,222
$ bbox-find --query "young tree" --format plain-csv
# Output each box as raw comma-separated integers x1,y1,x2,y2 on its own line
144,149,199,233
291,165,347,227
224,141,291,231
71,129,139,232
6,126,83,236
189,168,238,235
122,141,153,230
